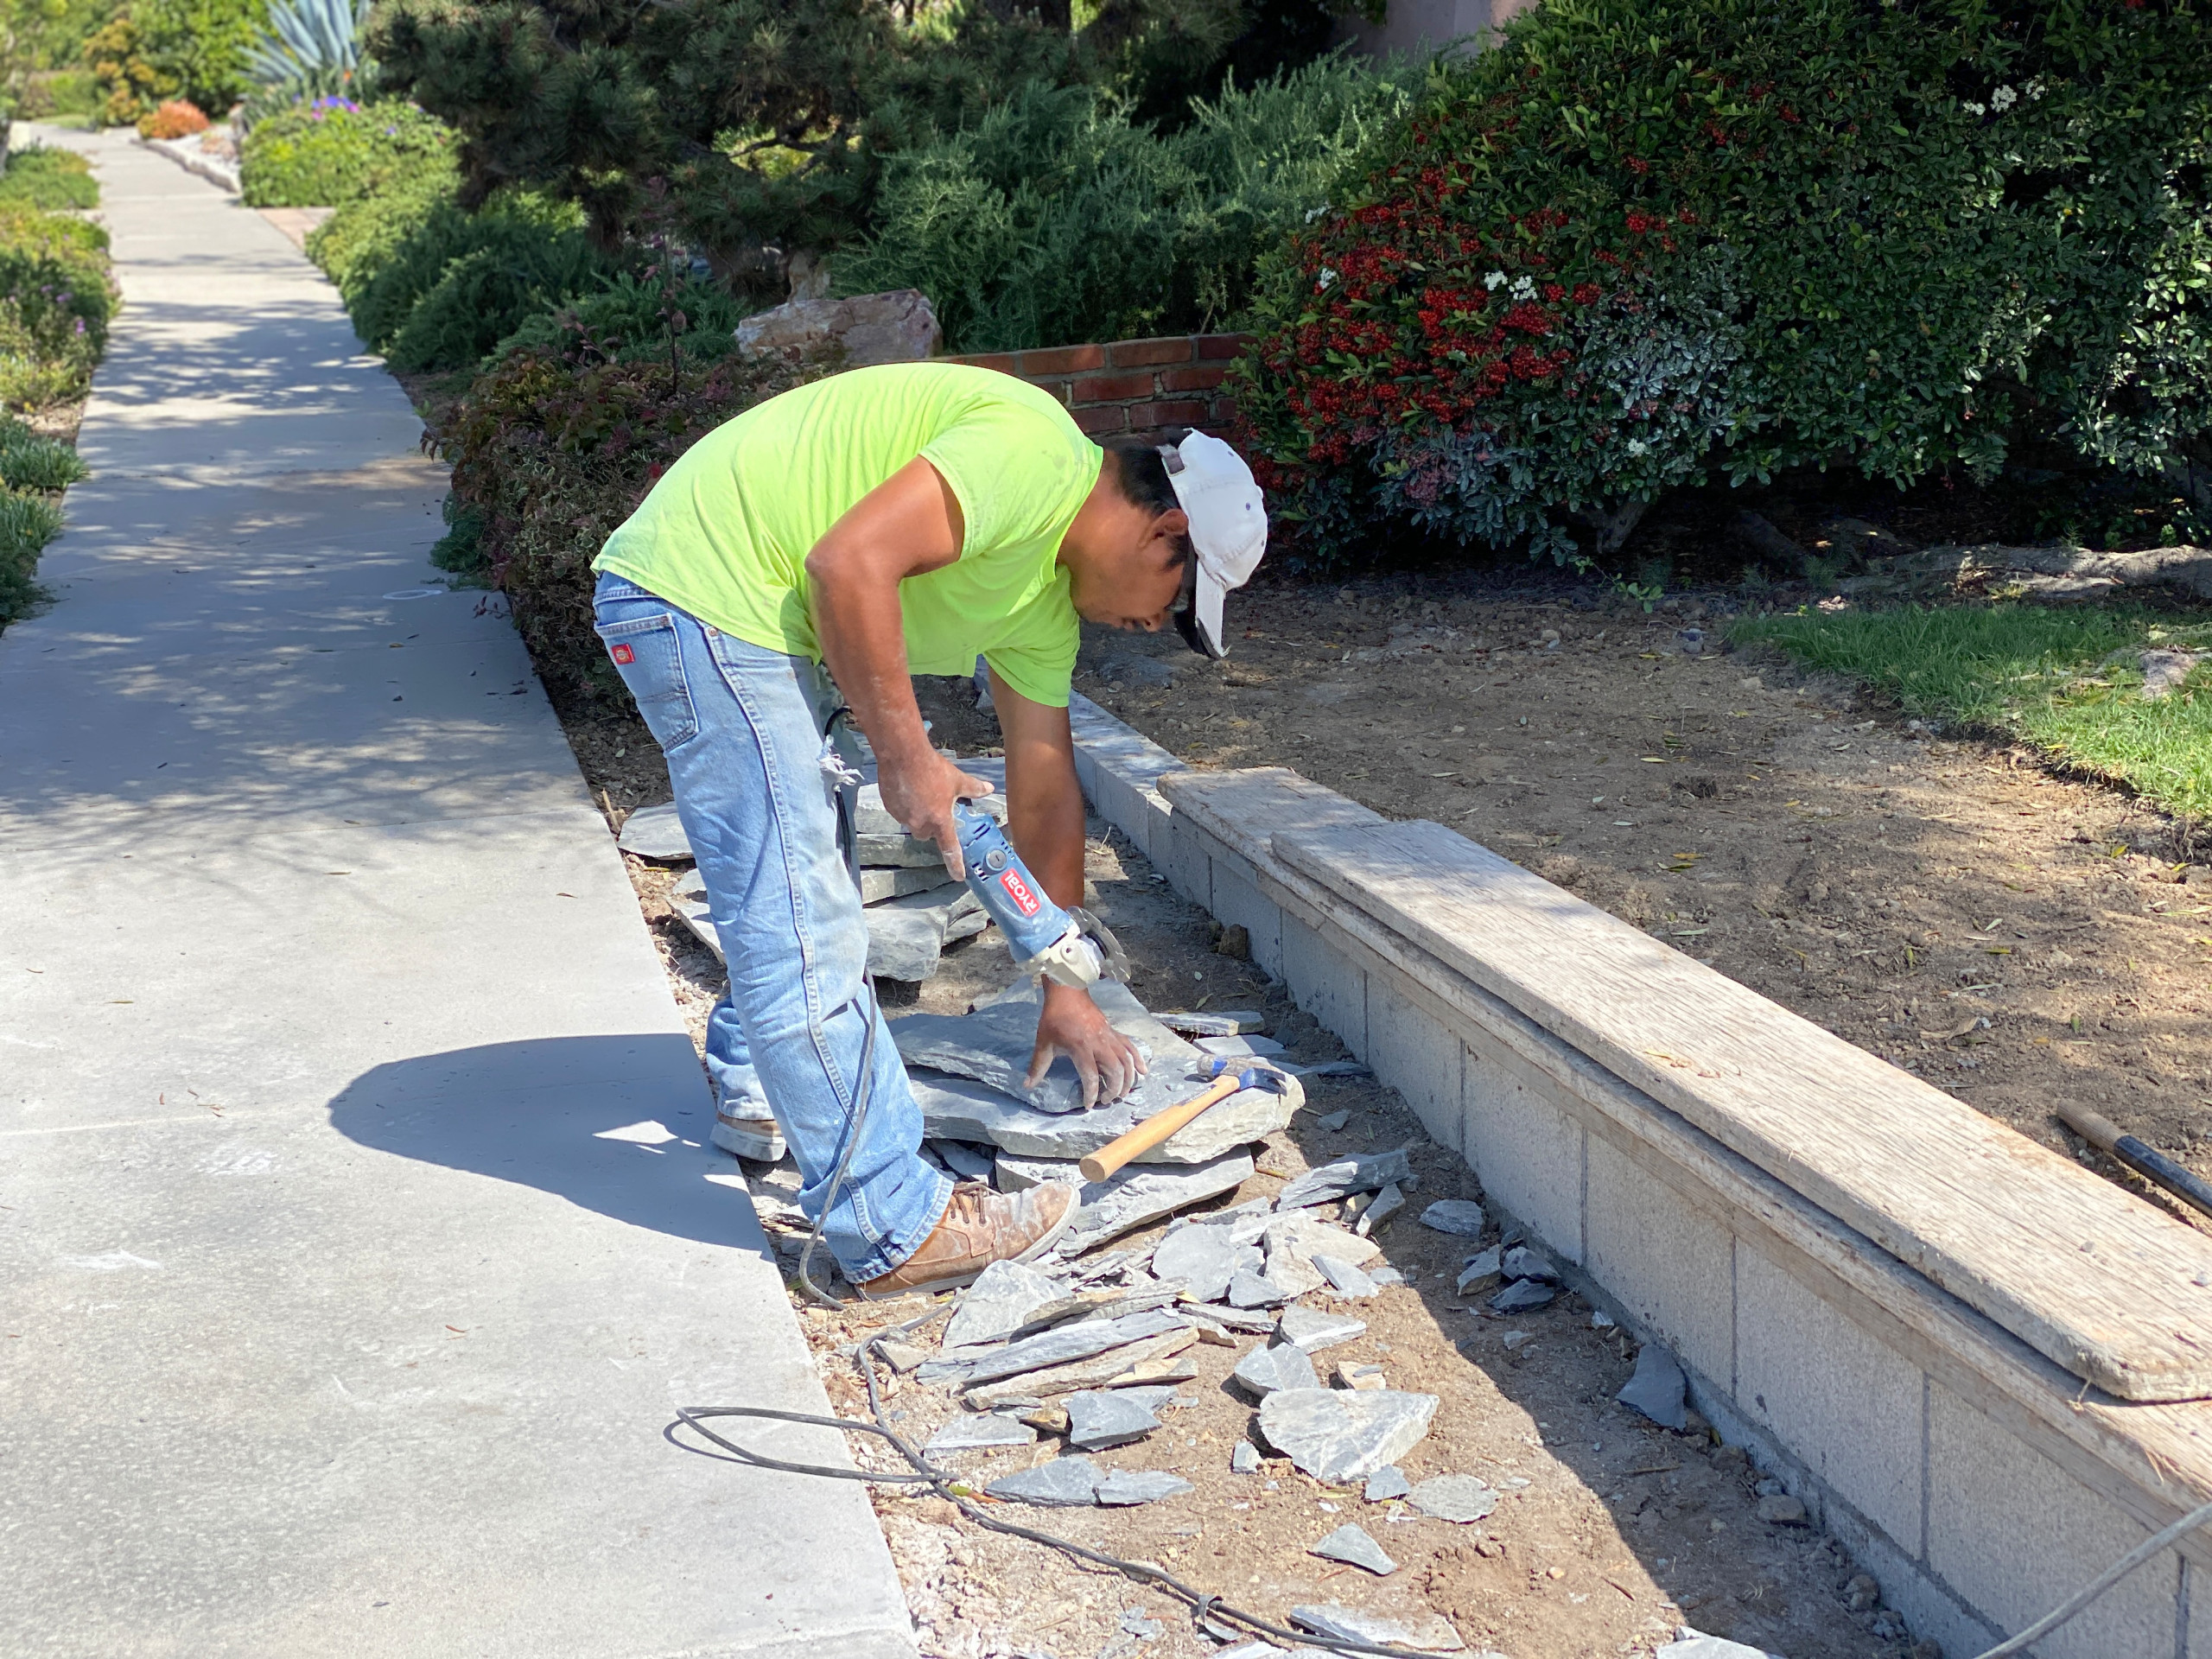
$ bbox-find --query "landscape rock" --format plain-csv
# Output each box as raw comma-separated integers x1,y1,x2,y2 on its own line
924,1413,1037,1453
963,1328,1198,1407
1231,1441,1262,1474
1490,1279,1558,1314
1232,1341,1319,1398
735,288,941,367
1369,1266,1404,1287
1618,1342,1690,1431
1313,1255,1380,1300
1096,1469,1195,1506
866,887,986,982
1363,1465,1410,1502
1314,1109,1352,1132
1257,1389,1440,1483
1351,1182,1402,1236
1153,1224,1260,1304
1658,1630,1787,1659
1500,1245,1557,1282
1276,1303,1367,1354
2142,648,2202,700
1188,1300,1277,1333
943,1259,1065,1351
995,1149,1255,1255
1421,1200,1487,1238
1409,1474,1499,1523
1290,1602,1467,1653
1455,1249,1503,1295
1228,1268,1290,1308
1263,1215,1380,1296
1195,1034,1286,1059
1274,1148,1414,1211
1756,1493,1808,1525
1066,1389,1164,1451
1309,1522,1395,1576
920,1308,1185,1388
616,802,692,861
985,1455,1100,1508
1157,1009,1265,1037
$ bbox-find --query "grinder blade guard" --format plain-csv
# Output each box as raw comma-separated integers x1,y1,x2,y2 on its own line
951,798,1127,988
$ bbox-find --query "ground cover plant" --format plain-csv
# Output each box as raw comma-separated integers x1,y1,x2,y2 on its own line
0,199,115,408
838,55,1414,353
239,97,451,208
1738,601,2212,819
0,144,96,210
1240,0,2212,570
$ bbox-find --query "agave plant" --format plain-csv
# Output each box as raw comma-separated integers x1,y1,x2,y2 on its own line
243,0,376,125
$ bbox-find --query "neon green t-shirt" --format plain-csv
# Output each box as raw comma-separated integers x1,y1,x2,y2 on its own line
593,362,1103,708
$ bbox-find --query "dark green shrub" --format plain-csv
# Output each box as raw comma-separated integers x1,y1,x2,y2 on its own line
489,269,753,368
0,421,90,491
1241,0,2212,568
0,487,68,628
0,205,118,410
433,347,826,699
383,219,606,372
840,56,1413,353
131,0,273,118
303,163,451,302
240,99,454,207
0,147,99,212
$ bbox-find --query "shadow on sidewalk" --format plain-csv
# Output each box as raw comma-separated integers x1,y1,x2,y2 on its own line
327,1034,770,1255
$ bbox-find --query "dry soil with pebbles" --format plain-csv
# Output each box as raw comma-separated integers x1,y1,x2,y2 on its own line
1076,573,2212,1225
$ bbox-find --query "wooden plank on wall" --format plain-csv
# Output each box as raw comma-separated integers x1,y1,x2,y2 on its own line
1272,818,2212,1402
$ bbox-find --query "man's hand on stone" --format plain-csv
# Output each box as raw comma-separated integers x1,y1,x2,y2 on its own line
1027,981,1147,1109
880,750,995,881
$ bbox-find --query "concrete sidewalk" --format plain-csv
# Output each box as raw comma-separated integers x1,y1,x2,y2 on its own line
0,130,917,1658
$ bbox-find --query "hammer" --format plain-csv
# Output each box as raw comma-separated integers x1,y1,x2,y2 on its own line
1078,1062,1285,1183
2058,1101,2212,1223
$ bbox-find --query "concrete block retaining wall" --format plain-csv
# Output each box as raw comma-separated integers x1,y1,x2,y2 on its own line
939,334,1249,442
1065,692,2212,1659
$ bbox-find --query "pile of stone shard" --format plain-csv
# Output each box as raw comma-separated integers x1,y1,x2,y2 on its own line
616,753,1007,983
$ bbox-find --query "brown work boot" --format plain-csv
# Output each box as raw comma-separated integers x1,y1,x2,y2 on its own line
858,1180,1079,1300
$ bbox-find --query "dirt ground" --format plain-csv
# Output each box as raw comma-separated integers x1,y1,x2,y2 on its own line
543,683,1920,1659
1071,572,2212,1225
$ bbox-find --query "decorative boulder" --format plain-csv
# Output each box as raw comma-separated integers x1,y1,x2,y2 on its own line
735,289,942,368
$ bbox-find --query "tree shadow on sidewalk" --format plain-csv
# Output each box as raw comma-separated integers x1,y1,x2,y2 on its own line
327,1033,771,1255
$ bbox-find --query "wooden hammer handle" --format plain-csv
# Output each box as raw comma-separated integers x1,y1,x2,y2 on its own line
1079,1074,1240,1184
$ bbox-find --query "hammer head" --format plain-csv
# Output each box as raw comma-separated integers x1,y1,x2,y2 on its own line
1203,1056,1289,1094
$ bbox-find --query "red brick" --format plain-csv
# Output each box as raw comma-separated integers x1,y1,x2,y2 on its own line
1195,333,1255,359
1107,335,1198,368
1019,344,1107,374
1159,365,1227,394
1128,399,1209,429
947,351,1020,373
1070,372,1158,404
1208,396,1242,424
1016,374,1072,404
1071,404,1129,435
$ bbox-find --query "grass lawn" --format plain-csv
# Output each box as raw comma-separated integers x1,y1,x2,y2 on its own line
1733,601,2212,820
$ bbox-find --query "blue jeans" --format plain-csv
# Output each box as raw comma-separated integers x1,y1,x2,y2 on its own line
592,571,951,1281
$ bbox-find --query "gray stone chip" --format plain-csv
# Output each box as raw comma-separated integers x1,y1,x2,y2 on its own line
1309,1522,1396,1575
1289,1602,1468,1653
1096,1469,1194,1506
1231,1441,1262,1474
1065,1389,1162,1451
985,1455,1101,1507
1274,1147,1413,1211
1228,1268,1291,1308
1153,1224,1257,1305
1363,1465,1411,1502
616,802,691,861
924,1414,1037,1453
1232,1341,1319,1399
1419,1199,1487,1238
1256,1388,1440,1484
1489,1279,1558,1314
1276,1303,1367,1353
942,1258,1063,1351
1618,1341,1690,1431
1313,1254,1379,1300
1500,1245,1558,1283
1408,1474,1498,1523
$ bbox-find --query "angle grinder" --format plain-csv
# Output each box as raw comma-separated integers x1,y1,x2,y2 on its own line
950,798,1128,988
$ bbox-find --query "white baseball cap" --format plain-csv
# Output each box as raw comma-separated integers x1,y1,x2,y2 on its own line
1161,430,1268,659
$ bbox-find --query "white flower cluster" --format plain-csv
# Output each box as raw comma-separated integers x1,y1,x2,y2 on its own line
1991,84,2018,111
1304,204,1331,224
1484,270,1507,289
1511,276,1537,301
1317,266,1338,290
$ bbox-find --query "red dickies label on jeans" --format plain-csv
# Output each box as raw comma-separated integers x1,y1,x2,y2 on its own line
609,643,635,665
999,868,1043,918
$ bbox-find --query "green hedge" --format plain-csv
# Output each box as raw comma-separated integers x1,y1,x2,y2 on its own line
0,205,118,410
489,269,753,367
1239,0,2212,567
839,56,1414,353
0,147,99,212
241,99,454,208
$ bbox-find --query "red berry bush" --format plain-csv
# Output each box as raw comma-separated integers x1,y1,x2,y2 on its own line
1238,0,2212,567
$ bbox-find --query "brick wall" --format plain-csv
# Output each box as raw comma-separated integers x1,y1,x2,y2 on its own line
940,333,1252,442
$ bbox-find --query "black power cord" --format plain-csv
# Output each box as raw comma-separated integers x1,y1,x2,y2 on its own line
673,1325,1439,1659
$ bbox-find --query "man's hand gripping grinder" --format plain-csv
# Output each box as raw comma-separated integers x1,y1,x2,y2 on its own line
951,799,1128,988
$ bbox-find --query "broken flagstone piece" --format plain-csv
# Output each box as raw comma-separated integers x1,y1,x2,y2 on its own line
1313,1254,1379,1300
1156,1009,1266,1037
1152,1224,1260,1304
986,1455,1101,1507
1065,1389,1162,1451
1231,1341,1319,1399
1313,1109,1351,1132
1351,1181,1403,1236
1262,1215,1380,1297
942,1259,1064,1351
994,1149,1254,1255
1420,1199,1486,1238
1500,1245,1558,1283
1096,1468,1194,1506
861,864,960,905
928,1138,995,1182
1276,1303,1367,1354
1228,1268,1290,1308
1185,1300,1276,1333
1363,1465,1411,1503
919,1307,1185,1388
1257,1388,1440,1483
617,802,691,861
962,1327,1199,1408
1657,1630,1788,1659
1231,1441,1262,1474
865,887,988,982
1489,1279,1557,1314
924,1414,1037,1453
1309,1522,1395,1575
1454,1249,1502,1296
1195,1033,1286,1059
1409,1474,1499,1523
1290,1603,1467,1654
1618,1341,1690,1430
1274,1147,1414,1211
